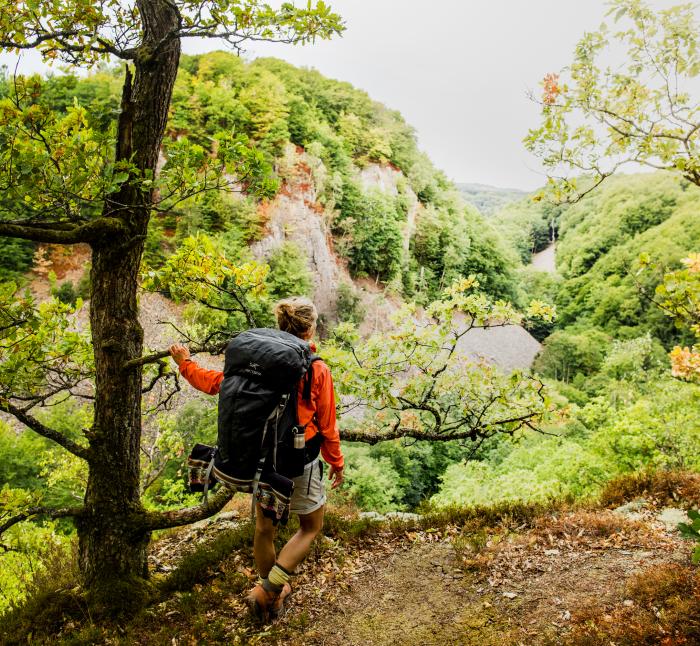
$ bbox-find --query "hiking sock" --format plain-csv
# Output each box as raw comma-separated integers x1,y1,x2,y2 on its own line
262,563,291,594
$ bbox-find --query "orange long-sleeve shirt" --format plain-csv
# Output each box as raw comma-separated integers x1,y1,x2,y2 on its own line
179,348,344,469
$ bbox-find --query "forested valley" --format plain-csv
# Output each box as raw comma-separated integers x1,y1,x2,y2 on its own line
1,1,700,644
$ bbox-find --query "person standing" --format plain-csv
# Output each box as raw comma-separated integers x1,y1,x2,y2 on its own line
169,296,344,620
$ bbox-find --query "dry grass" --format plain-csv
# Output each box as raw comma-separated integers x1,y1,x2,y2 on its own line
459,509,663,574
599,470,700,509
533,510,648,541
562,563,700,646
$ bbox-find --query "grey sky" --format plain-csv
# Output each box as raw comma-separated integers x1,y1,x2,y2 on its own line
0,1,682,189
234,0,617,190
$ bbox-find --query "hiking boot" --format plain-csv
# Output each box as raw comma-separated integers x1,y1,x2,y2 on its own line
270,582,292,619
245,583,278,623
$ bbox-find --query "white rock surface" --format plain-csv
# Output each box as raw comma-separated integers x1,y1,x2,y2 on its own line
657,507,689,531
251,147,340,314
455,323,542,373
613,499,648,522
359,511,387,522
385,512,421,521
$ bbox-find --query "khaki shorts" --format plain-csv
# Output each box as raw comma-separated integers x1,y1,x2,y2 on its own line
290,459,326,515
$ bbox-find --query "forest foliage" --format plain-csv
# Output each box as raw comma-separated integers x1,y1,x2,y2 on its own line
2,3,700,620
164,53,514,301
0,51,534,613
433,0,700,543
0,53,514,303
436,169,700,511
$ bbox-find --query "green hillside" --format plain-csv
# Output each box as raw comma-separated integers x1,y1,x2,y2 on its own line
0,53,514,303
456,182,527,216
490,172,700,341
171,54,517,301
435,169,700,509
0,53,522,615
490,194,559,263
555,175,700,339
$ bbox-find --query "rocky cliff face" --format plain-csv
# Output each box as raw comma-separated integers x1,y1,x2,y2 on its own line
456,324,542,372
249,146,542,369
250,146,420,324
27,146,541,372
250,146,343,315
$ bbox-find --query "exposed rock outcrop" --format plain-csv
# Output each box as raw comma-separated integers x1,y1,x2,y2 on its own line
456,325,542,373
531,243,557,273
250,147,342,315
250,147,542,370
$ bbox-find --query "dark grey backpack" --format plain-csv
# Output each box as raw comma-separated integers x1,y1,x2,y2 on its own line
187,328,319,524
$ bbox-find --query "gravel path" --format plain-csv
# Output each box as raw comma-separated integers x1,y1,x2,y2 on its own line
531,243,556,273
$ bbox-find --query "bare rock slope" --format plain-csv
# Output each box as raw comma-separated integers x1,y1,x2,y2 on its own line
251,146,541,370
26,151,541,372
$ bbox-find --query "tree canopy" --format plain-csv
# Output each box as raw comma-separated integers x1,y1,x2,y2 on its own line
0,0,344,614
526,0,700,200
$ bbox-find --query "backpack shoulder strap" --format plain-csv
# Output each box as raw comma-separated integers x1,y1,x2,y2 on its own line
302,355,323,403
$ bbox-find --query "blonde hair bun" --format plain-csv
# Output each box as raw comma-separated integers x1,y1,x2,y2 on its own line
274,296,318,339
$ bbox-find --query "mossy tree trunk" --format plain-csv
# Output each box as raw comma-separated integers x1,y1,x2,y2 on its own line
0,0,343,616
77,0,181,608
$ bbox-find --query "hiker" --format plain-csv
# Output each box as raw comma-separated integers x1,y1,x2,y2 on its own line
169,296,344,620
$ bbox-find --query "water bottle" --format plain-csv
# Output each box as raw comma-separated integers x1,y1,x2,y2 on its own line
293,427,305,450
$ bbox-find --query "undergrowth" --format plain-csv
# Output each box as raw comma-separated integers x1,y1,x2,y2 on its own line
157,522,255,595
3,469,698,645
560,564,700,646
598,470,700,509
0,541,84,645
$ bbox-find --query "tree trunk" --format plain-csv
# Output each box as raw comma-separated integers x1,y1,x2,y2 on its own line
77,0,181,612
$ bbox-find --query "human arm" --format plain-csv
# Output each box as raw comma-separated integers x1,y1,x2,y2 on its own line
169,344,224,396
312,363,344,487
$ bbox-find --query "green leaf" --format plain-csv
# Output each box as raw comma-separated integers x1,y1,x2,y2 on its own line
693,545,700,565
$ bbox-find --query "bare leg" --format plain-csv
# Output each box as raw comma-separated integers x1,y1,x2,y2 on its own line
253,502,277,578
276,506,324,573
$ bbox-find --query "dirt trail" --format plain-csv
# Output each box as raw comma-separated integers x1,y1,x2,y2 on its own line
292,542,486,646
277,508,688,646
285,543,681,646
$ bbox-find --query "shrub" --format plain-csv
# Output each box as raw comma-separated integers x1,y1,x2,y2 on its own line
561,564,700,646
597,470,700,509
335,282,365,325
678,509,700,564
599,333,667,382
0,520,76,618
336,185,405,282
51,281,79,306
591,382,700,472
534,328,612,383
0,237,35,281
339,444,404,512
266,241,313,299
432,436,612,508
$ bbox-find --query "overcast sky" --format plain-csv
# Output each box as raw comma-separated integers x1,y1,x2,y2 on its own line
0,1,683,189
